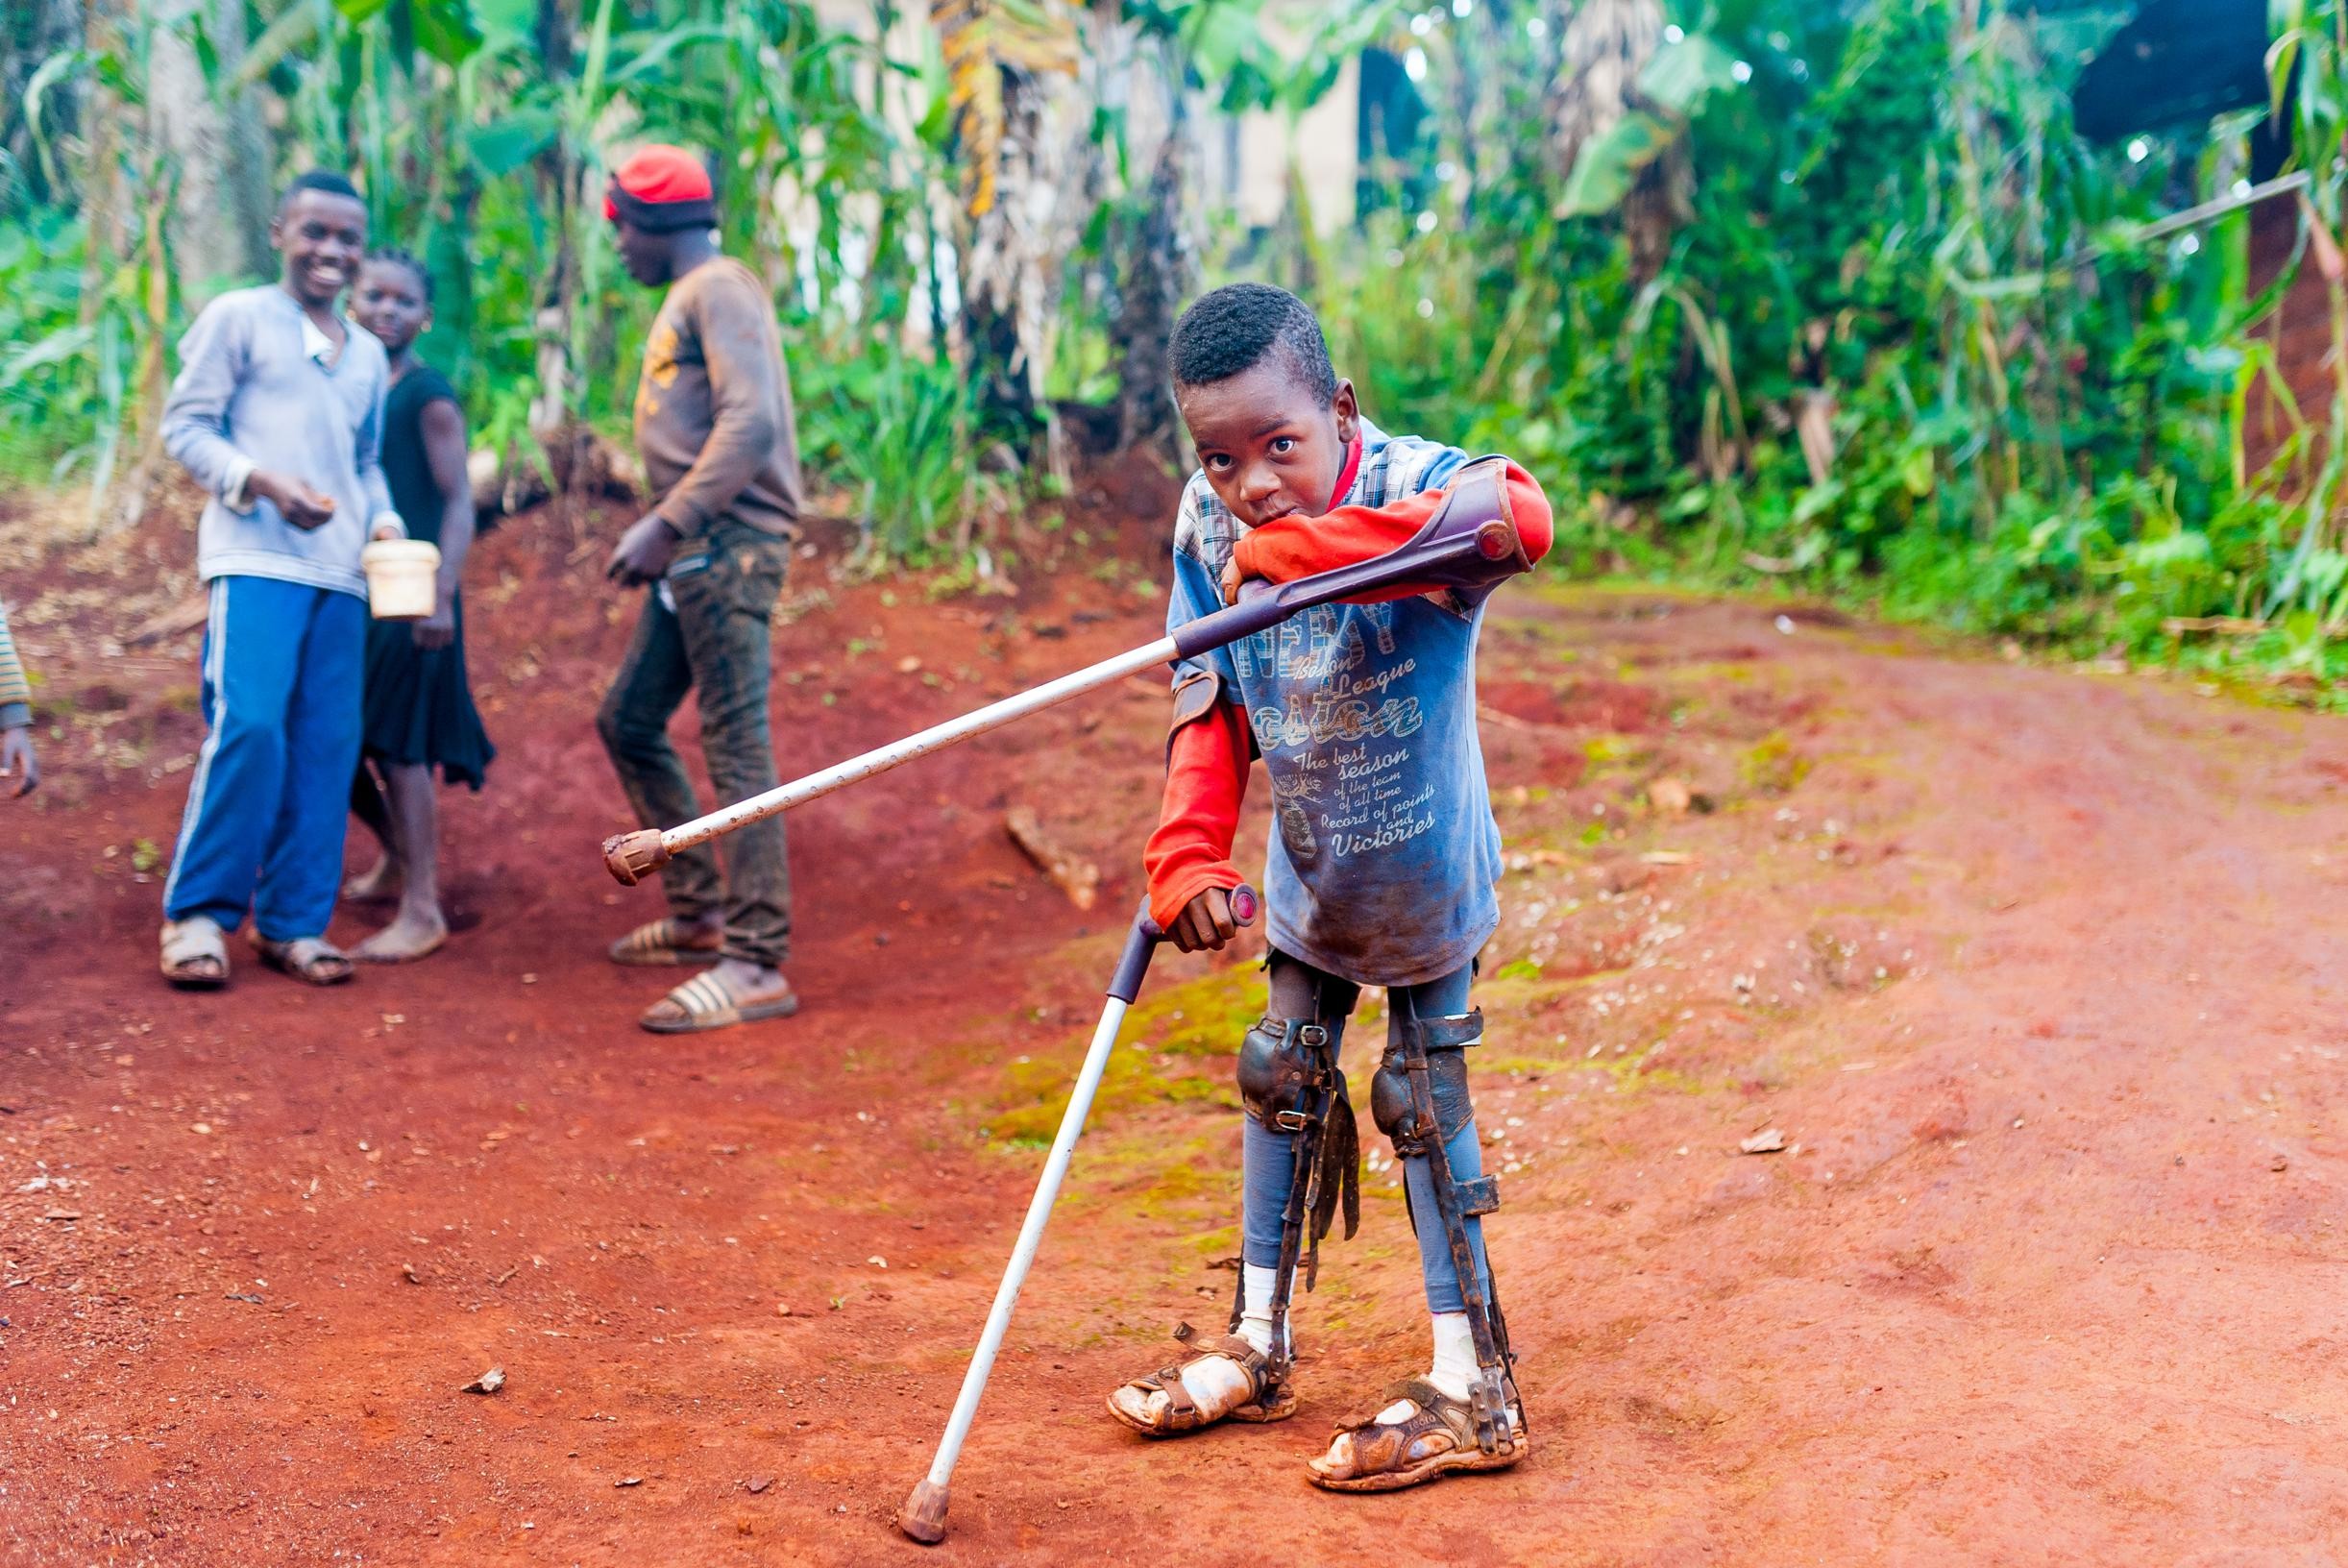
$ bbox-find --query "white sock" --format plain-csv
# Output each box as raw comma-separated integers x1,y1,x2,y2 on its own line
1171,1350,1256,1415
1426,1311,1479,1404
1372,1313,1480,1424
1156,1269,1281,1418
1236,1262,1282,1355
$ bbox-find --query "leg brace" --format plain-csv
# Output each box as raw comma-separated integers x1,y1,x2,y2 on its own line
1232,1003,1359,1389
1371,994,1523,1455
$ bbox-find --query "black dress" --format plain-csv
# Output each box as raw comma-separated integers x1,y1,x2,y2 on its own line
361,364,496,789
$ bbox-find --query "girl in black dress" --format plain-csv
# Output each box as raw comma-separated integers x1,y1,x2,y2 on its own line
345,249,494,961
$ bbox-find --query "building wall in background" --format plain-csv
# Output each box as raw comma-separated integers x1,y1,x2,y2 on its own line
1233,61,1360,233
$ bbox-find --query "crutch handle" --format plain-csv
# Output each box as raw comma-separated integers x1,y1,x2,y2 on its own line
1112,884,1260,1003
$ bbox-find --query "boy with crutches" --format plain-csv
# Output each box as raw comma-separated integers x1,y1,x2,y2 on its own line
599,281,1553,1514
1102,282,1553,1491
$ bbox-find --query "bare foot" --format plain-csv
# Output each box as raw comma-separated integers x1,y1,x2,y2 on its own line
355,908,449,964
343,856,400,903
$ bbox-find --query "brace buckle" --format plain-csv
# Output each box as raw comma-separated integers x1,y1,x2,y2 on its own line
1273,1109,1317,1133
1457,1175,1502,1216
1468,1366,1514,1456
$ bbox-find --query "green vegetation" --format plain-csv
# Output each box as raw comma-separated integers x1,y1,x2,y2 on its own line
1303,0,2348,696
979,962,1257,1145
2,0,2345,694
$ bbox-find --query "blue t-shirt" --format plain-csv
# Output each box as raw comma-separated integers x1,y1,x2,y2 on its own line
1165,419,1504,988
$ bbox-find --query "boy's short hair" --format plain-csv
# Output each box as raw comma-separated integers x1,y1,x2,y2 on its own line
366,246,432,302
1169,282,1337,403
281,169,362,208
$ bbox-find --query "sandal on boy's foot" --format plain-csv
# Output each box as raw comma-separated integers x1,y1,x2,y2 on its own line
1306,1377,1527,1493
638,969,799,1034
160,917,231,991
251,935,356,988
1105,1324,1297,1436
607,917,724,968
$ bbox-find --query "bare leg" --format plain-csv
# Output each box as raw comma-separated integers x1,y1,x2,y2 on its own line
344,759,401,901
355,763,447,962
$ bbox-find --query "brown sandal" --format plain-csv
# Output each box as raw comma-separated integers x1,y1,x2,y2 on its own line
1307,1376,1527,1492
1104,1324,1298,1436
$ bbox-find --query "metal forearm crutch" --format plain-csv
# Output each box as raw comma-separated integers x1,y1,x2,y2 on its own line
598,457,1530,884
894,885,1260,1545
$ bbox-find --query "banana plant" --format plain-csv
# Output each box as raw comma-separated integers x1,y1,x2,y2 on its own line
931,0,1082,458
1554,20,1740,227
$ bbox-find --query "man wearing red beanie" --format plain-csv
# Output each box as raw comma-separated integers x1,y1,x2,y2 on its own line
595,143,807,1033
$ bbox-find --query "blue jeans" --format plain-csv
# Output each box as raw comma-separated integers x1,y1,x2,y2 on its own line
163,576,366,941
1241,951,1492,1313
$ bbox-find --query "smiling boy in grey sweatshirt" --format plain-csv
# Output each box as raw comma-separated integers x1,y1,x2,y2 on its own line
156,169,405,992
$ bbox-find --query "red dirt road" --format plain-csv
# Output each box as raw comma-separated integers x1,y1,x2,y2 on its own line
7,504,2348,1565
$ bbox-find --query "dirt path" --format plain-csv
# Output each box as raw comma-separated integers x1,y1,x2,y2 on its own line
7,512,2348,1565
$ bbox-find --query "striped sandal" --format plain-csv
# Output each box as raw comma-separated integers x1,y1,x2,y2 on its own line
252,934,356,988
606,917,723,968
638,968,800,1034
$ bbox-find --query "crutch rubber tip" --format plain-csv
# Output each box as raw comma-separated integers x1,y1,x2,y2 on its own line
602,829,671,887
896,1479,950,1544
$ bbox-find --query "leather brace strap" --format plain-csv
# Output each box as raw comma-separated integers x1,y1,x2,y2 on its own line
1418,1009,1485,1051
1389,991,1521,1455
1261,981,1356,1389
1146,1323,1272,1418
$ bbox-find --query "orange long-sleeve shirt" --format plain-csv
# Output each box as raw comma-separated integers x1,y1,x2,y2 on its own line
1142,458,1554,929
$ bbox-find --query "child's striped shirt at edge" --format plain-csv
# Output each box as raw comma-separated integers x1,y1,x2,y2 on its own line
0,600,33,728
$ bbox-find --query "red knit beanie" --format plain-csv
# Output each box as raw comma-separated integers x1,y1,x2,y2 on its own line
603,145,716,233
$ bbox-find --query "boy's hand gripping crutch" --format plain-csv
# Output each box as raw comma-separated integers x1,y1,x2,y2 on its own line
599,457,1533,884
893,885,1260,1545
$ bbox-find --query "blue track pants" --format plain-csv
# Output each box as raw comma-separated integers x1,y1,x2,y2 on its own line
162,576,365,942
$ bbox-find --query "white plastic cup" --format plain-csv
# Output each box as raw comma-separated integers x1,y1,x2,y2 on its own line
361,539,442,621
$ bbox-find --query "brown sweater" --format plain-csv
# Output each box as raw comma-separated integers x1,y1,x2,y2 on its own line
633,256,803,538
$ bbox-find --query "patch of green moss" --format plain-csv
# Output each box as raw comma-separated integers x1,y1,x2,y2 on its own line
974,964,1270,1146
1122,963,1265,1058
1582,733,1647,769
983,1051,1231,1146
1586,1051,1707,1095
1740,730,1812,794
1474,1052,1575,1076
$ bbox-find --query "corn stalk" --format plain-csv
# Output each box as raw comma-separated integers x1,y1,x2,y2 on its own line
1550,0,1688,279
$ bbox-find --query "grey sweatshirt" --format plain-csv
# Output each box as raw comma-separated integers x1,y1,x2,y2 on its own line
161,285,404,599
